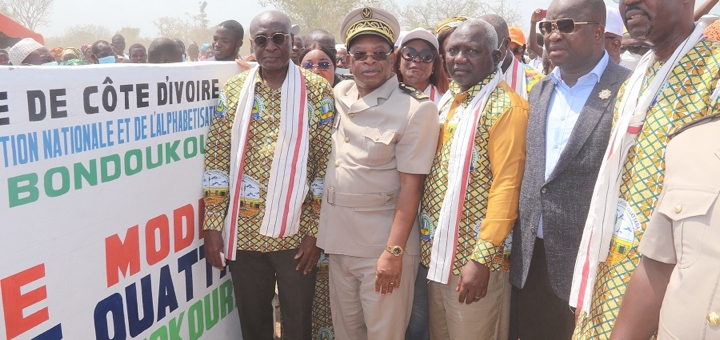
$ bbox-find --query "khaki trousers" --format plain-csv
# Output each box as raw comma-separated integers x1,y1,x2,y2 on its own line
428,270,511,340
328,254,419,340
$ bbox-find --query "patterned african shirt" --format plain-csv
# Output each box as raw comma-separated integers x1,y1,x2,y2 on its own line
573,36,720,339
203,68,335,253
419,75,529,274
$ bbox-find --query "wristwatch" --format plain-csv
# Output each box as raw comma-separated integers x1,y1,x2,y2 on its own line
385,245,404,256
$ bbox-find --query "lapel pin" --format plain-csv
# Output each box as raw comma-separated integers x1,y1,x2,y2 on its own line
599,89,612,100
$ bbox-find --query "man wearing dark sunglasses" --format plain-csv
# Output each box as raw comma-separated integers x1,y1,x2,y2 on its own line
571,0,720,337
202,10,336,340
317,6,439,340
510,0,631,338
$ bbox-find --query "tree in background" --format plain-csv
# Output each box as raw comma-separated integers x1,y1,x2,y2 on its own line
260,0,521,37
0,0,54,30
154,1,214,45
44,24,112,49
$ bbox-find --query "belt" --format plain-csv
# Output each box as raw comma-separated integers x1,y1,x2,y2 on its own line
325,186,399,208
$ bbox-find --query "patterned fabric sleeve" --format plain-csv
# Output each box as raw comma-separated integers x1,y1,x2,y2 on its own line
471,99,529,266
299,73,335,237
202,74,244,231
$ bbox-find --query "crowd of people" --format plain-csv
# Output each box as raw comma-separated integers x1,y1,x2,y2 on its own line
4,0,720,339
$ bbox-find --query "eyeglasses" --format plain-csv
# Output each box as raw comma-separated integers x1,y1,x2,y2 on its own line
301,61,332,70
349,51,392,62
253,33,289,48
401,46,435,63
538,19,601,34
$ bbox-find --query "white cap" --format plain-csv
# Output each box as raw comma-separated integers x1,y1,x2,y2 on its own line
398,27,440,51
291,24,301,35
9,38,44,65
605,5,625,36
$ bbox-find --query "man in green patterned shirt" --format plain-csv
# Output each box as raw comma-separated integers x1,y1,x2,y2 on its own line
570,0,720,338
202,10,335,340
419,19,528,339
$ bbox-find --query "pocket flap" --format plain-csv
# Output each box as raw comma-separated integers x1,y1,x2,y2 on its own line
362,127,395,145
656,186,719,221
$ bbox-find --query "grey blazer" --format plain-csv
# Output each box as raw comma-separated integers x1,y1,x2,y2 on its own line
509,61,631,300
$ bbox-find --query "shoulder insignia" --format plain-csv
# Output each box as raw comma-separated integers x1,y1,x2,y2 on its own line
669,113,720,139
398,82,429,101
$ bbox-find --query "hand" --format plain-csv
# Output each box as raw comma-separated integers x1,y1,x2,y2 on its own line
575,307,581,325
294,236,321,274
531,9,545,24
204,230,225,270
456,260,490,304
375,250,403,295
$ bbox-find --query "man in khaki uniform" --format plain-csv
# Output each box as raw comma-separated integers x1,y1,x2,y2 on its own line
611,113,720,339
316,6,440,340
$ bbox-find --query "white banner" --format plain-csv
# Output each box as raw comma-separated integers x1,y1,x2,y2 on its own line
0,62,244,340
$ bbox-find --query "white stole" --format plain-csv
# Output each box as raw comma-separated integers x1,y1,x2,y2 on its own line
502,56,528,99
427,71,503,284
223,63,310,260
569,24,707,312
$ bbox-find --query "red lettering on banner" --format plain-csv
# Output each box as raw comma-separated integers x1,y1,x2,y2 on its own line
1,264,49,340
105,225,141,287
173,204,195,253
105,202,202,287
146,215,170,266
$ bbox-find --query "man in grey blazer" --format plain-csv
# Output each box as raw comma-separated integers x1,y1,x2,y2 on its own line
508,0,631,338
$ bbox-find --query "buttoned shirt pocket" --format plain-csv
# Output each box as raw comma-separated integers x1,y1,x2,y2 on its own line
656,186,719,269
361,127,396,166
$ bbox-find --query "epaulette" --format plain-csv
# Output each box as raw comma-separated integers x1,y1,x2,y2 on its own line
669,113,720,139
398,82,429,101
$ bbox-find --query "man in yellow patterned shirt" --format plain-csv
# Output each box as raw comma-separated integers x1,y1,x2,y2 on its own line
202,10,335,340
419,19,528,339
570,0,720,338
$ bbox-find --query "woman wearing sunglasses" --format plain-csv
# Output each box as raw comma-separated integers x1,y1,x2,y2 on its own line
299,44,338,87
394,28,449,105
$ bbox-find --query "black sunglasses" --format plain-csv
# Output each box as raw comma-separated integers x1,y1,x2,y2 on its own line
401,46,436,63
349,51,392,62
301,60,332,70
538,19,601,35
253,33,289,48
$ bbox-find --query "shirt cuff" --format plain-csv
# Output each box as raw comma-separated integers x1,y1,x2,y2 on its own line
203,211,225,231
470,239,499,267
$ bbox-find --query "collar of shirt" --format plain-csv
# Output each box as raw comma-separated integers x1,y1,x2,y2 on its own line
549,51,610,90
448,72,496,106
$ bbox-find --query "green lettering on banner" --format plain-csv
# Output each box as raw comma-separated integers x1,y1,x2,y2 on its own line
74,159,98,189
183,137,198,159
219,278,234,319
124,149,143,176
203,288,220,330
101,154,122,182
8,173,39,207
149,325,168,340
44,166,70,197
188,299,204,340
168,311,184,340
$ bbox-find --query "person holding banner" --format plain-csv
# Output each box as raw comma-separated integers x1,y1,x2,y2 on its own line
418,19,528,339
570,1,720,338
202,10,335,340
317,6,439,339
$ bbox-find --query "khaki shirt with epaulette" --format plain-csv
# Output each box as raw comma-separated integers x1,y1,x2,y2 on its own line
317,75,440,258
640,114,720,339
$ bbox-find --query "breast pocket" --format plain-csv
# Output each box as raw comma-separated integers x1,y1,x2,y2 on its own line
361,127,396,166
656,186,719,269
